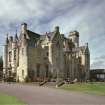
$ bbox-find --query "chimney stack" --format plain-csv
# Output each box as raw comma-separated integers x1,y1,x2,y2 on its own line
21,23,27,34
54,26,59,33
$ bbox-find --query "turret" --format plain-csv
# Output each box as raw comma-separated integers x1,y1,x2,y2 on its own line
85,43,90,80
68,31,79,48
9,36,13,43
80,43,90,81
3,34,9,78
85,43,90,55
12,34,18,49
12,34,17,73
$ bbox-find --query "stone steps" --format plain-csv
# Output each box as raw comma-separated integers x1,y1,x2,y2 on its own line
18,81,64,87
43,82,57,87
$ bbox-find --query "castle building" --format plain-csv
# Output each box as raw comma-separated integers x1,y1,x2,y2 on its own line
3,23,90,82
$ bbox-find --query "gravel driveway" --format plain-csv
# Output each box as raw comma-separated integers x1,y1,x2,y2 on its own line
0,83,105,105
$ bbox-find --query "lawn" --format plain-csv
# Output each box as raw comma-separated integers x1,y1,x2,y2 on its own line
61,82,105,96
0,92,26,105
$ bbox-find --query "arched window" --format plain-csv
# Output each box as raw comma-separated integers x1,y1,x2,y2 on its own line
9,51,12,62
14,49,16,60
22,70,24,76
45,64,49,78
36,64,40,77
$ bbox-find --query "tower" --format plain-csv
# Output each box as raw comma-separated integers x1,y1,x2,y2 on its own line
79,43,90,81
49,26,64,83
68,31,79,48
17,23,28,82
11,32,18,77
84,43,90,80
3,34,9,79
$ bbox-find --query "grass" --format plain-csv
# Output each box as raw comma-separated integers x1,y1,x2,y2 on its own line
60,82,105,96
0,92,26,105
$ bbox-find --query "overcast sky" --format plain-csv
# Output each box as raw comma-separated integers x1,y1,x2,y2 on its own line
0,0,105,69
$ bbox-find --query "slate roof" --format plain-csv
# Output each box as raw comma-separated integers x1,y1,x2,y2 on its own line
27,30,40,40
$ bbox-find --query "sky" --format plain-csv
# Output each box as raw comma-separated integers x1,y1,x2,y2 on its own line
0,0,105,69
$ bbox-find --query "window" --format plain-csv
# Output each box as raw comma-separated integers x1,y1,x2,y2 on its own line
45,65,49,78
29,41,36,48
28,70,34,78
24,34,26,39
9,52,12,62
36,64,40,77
9,71,12,76
22,70,24,76
14,49,16,60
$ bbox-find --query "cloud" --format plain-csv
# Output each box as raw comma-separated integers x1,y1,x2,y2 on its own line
0,0,105,69
91,55,105,69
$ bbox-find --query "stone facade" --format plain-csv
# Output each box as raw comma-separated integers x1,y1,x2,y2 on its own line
3,23,90,82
